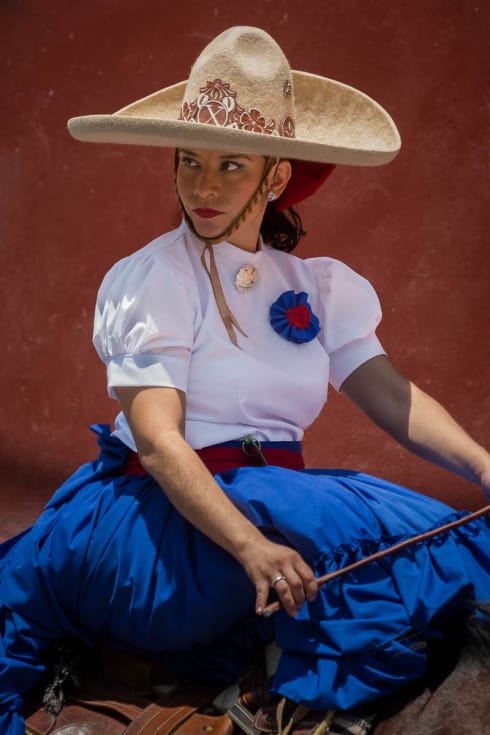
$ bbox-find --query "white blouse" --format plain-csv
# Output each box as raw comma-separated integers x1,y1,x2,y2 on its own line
93,222,384,451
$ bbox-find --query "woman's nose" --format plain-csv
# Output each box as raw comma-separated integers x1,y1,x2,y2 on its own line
194,168,219,198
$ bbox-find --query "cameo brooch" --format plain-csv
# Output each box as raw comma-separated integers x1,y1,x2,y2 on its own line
235,264,258,293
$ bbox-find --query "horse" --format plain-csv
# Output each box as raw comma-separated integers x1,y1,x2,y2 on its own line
372,603,490,735
25,603,490,735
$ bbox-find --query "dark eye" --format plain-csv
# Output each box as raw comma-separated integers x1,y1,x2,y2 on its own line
180,155,199,167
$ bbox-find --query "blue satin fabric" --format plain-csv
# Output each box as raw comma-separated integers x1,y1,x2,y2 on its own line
1,424,489,734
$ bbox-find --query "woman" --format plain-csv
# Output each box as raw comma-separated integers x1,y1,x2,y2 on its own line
1,26,489,734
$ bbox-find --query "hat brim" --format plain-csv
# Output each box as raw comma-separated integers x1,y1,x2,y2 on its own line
68,71,400,166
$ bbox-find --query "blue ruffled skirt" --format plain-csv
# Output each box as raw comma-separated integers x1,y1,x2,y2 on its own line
1,425,489,734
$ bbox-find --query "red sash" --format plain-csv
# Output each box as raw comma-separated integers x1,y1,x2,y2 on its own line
124,444,304,475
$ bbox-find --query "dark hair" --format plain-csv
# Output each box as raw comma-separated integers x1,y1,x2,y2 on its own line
260,204,306,252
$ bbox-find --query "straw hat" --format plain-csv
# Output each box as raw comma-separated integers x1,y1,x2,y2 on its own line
68,26,400,173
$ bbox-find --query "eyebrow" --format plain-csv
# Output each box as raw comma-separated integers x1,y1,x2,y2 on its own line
180,149,253,161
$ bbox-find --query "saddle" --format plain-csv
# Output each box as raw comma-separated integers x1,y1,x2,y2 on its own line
24,639,373,735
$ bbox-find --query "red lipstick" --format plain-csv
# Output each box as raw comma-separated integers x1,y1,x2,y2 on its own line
193,208,224,219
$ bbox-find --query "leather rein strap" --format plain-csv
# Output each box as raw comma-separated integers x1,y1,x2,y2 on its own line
263,504,490,616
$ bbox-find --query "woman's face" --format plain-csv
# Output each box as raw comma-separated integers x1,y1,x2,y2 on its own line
176,148,273,252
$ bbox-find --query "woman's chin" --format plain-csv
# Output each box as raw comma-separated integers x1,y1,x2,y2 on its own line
191,217,230,241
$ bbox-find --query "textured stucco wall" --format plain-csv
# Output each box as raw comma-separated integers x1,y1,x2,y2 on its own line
1,0,488,536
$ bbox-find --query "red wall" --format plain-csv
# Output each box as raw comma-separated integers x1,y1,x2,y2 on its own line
1,0,488,537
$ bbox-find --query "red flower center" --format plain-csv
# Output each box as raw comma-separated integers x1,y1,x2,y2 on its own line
286,304,311,329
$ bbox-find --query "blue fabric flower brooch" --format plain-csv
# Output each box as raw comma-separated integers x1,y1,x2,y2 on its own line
269,291,320,344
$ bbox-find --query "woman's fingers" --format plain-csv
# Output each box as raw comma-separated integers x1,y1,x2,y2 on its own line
270,573,300,616
255,580,272,616
269,561,318,616
296,558,319,602
249,544,318,618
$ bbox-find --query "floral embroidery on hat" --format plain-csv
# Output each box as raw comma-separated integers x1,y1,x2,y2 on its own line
180,78,295,138
270,291,320,344
240,108,274,134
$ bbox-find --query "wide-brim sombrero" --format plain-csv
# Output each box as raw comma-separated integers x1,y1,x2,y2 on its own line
68,26,400,167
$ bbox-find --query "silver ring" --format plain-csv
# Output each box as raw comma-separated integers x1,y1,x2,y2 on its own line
271,575,287,588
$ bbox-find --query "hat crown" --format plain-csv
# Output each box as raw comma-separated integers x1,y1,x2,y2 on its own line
180,27,296,139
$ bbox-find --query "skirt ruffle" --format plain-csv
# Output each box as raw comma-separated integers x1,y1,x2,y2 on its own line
1,424,489,733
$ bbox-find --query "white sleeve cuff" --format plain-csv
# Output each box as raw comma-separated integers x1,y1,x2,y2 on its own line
329,333,385,391
105,350,190,398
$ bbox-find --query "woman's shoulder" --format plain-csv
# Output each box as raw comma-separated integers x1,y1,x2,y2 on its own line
99,224,194,295
109,224,190,272
304,254,369,280
265,247,373,289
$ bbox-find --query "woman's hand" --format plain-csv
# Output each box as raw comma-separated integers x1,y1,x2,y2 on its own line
237,536,318,617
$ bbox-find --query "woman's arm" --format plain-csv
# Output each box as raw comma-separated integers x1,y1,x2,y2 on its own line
114,385,318,617
340,355,490,500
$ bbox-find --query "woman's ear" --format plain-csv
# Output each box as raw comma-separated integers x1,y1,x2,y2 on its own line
271,160,292,198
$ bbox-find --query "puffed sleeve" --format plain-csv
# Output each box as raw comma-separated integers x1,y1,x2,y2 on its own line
93,242,197,398
310,257,385,391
